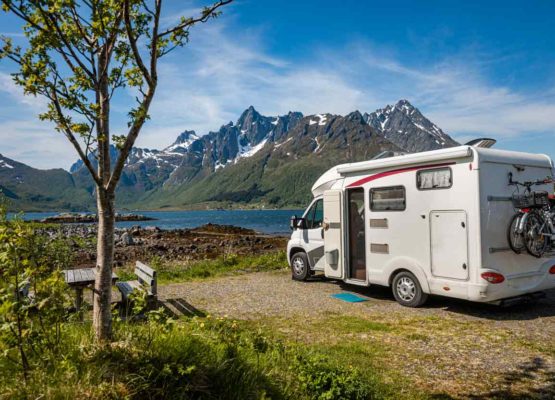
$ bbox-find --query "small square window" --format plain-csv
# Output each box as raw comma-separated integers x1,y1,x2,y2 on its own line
370,186,406,211
417,168,452,190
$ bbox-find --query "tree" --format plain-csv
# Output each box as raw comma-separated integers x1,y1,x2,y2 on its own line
0,0,233,342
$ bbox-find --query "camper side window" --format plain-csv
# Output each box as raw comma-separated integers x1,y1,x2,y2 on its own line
306,199,324,229
370,186,406,211
417,168,452,190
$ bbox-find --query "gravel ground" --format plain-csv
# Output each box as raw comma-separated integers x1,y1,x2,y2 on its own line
159,271,555,399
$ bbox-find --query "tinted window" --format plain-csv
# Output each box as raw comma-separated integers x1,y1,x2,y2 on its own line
312,199,324,228
370,186,406,211
417,168,452,190
305,199,324,229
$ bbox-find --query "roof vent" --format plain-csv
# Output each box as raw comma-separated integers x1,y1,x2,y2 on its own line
465,138,497,148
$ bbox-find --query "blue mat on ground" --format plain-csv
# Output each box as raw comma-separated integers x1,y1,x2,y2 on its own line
331,293,368,303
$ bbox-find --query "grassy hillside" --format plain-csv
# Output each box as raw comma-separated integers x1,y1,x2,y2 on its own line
128,124,399,210
0,155,93,212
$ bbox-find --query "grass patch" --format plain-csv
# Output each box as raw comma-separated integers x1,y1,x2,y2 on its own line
117,251,288,284
0,316,385,399
249,315,426,400
514,338,555,357
313,314,393,334
405,332,430,342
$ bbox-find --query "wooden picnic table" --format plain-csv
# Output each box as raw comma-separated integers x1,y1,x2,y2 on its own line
63,268,118,314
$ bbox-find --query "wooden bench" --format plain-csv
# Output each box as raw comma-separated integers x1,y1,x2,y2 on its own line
116,261,157,310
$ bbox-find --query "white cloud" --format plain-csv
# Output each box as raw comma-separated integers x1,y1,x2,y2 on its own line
0,72,48,108
0,119,76,169
135,23,555,153
135,24,366,149
1,19,555,169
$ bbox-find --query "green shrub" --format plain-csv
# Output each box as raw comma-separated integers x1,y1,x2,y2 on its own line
0,204,74,383
293,353,371,400
1,311,383,400
118,251,288,284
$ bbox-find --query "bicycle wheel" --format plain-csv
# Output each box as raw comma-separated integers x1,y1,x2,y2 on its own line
507,213,525,253
524,211,549,258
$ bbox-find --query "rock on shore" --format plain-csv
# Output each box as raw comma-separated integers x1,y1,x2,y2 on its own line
39,212,155,224
36,223,287,268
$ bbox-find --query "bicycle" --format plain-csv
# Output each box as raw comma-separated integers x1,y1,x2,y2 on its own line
507,173,555,258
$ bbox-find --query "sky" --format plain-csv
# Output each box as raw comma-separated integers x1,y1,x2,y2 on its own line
0,0,554,170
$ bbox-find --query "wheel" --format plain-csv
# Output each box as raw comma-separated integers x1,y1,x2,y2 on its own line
392,271,428,307
290,252,310,281
507,213,525,254
524,211,549,258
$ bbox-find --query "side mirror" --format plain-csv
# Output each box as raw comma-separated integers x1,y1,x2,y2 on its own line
290,215,298,230
290,216,306,230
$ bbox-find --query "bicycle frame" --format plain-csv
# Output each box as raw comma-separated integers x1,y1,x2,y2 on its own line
508,173,555,256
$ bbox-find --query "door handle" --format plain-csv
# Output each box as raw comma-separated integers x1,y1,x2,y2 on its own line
462,263,467,270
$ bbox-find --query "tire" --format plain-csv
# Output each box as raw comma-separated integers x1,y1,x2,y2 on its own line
392,271,428,307
524,211,549,258
290,252,310,281
507,212,525,254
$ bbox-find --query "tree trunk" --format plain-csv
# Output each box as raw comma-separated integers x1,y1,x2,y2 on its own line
93,188,115,341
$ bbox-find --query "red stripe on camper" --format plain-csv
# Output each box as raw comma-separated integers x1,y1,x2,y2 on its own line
346,162,456,188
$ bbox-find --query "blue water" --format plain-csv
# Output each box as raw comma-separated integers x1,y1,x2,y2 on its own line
14,209,304,235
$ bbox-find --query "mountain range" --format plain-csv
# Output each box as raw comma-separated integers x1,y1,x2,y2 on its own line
1,99,459,211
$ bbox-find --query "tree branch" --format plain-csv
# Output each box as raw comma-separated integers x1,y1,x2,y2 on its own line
158,0,233,39
107,87,155,193
36,6,97,82
123,0,152,87
49,89,101,186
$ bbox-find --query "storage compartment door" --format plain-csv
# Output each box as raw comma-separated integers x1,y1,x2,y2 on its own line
431,211,469,280
323,190,344,279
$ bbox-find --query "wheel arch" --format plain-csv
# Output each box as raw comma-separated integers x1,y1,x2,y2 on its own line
289,247,309,266
383,257,431,294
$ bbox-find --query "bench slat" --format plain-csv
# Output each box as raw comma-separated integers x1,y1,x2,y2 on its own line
85,268,95,282
116,261,158,303
116,280,142,300
135,268,154,287
136,261,156,277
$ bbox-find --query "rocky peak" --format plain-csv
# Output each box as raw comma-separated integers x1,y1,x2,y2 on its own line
164,130,200,154
236,106,274,144
173,130,199,145
237,106,259,126
364,99,459,153
346,110,364,123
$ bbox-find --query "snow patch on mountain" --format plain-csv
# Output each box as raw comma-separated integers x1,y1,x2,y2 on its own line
164,132,199,153
237,138,268,161
309,114,328,126
215,159,232,170
0,159,14,169
274,137,292,148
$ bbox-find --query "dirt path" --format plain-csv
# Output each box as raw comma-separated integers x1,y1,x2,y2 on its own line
159,271,555,399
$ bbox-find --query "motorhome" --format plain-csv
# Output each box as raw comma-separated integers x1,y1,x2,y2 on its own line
287,145,555,306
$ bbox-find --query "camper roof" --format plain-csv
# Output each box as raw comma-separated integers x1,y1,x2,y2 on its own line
311,145,553,197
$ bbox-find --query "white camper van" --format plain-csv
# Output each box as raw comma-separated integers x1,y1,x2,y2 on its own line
287,145,555,307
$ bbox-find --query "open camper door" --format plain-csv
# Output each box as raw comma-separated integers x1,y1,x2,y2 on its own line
323,190,344,279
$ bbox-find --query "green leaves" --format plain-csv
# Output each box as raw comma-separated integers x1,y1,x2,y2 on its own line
0,205,75,379
1,0,232,186
1,0,233,343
